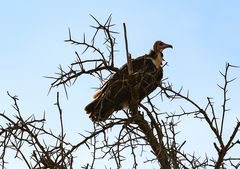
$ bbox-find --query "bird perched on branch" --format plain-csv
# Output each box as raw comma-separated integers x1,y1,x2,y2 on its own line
85,40,172,122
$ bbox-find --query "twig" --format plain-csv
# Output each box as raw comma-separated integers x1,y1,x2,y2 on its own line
123,23,133,75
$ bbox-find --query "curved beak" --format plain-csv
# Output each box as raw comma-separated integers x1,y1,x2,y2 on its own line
163,43,173,50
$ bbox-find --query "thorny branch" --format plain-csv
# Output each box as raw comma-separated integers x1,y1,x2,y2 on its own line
46,14,119,98
0,92,74,169
161,63,240,168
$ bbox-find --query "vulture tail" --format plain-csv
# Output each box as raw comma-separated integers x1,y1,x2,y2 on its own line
85,97,115,122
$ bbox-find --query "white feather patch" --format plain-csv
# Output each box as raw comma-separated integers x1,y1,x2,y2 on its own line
148,53,162,69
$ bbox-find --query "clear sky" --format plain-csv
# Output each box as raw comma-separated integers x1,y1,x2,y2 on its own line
0,1,240,168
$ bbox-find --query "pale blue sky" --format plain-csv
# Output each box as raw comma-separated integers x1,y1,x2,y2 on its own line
0,1,240,168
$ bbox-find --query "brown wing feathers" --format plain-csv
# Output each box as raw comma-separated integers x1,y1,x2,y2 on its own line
85,55,161,121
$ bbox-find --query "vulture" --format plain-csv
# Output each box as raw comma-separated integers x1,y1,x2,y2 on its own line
85,40,172,121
